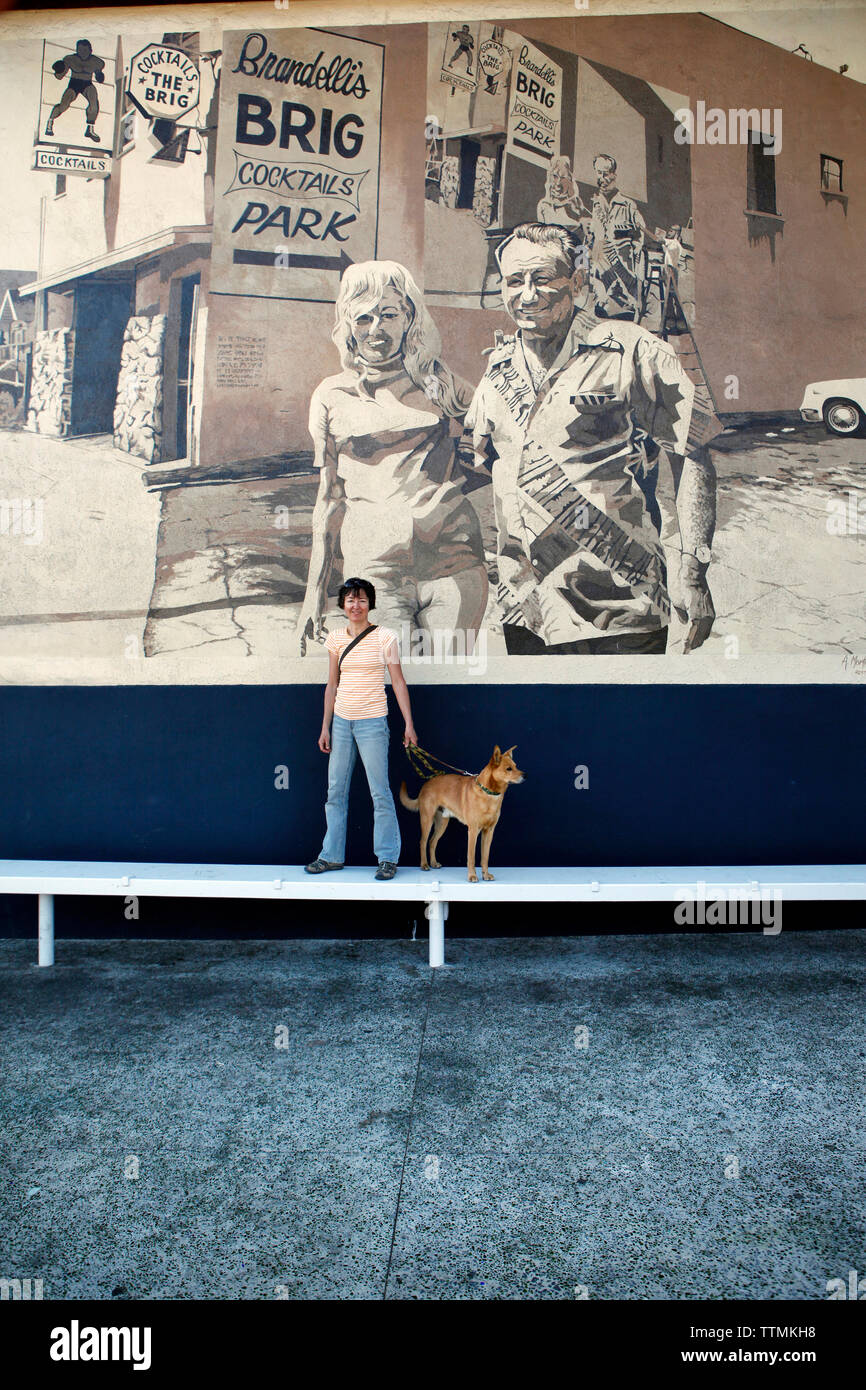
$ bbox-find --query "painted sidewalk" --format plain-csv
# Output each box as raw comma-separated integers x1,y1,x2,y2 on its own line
2,419,865,682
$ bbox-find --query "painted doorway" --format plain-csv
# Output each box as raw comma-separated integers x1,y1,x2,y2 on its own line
175,273,200,460
68,279,132,436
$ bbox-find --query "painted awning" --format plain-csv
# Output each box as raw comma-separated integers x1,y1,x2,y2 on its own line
18,226,211,296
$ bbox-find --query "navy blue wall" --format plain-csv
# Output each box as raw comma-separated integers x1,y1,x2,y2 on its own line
1,684,864,867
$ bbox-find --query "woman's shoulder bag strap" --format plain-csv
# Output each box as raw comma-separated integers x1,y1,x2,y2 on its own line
336,624,378,684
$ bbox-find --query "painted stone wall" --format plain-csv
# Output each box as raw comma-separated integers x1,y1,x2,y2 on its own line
439,155,459,208
26,327,73,436
472,154,496,225
114,314,166,464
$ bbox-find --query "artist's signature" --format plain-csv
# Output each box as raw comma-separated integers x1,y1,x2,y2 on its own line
841,654,866,678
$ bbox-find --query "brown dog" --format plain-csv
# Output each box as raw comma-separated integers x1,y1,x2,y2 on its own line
399,745,524,883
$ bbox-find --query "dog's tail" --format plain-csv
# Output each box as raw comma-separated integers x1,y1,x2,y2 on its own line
399,781,419,812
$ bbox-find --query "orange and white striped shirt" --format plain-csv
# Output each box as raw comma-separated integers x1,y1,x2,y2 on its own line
326,625,400,720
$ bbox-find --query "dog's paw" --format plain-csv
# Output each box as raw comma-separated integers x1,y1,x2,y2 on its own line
468,873,478,883
421,863,429,871
482,871,495,881
430,859,441,869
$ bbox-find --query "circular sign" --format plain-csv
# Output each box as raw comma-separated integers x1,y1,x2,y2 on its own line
128,43,200,120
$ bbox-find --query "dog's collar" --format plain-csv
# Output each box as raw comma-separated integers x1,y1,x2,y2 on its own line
475,779,502,797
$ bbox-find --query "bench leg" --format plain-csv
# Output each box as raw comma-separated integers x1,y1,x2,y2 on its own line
38,893,54,967
425,900,448,969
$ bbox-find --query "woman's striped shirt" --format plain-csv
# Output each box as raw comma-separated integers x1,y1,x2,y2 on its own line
326,625,400,719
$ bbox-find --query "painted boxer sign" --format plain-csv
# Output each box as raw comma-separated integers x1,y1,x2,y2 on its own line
439,22,478,94
211,28,384,301
34,38,115,159
505,38,561,169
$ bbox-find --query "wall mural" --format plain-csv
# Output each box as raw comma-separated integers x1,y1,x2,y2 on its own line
1,6,864,685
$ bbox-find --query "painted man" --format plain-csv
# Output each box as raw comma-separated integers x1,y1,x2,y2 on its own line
587,153,650,320
464,222,718,655
45,39,104,144
661,224,686,294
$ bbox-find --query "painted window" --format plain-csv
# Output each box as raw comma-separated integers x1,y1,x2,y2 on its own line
747,139,777,215
820,154,843,193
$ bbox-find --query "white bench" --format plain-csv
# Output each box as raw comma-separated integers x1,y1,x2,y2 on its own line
2,860,864,968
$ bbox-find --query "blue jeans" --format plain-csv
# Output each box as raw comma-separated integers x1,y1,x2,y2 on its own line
320,714,401,865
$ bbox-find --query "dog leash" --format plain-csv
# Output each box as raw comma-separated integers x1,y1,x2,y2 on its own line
405,743,475,781
405,743,503,797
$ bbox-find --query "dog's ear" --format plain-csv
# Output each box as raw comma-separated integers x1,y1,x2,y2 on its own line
492,745,501,763
504,745,517,757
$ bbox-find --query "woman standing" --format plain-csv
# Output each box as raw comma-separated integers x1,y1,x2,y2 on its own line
305,576,417,881
296,260,488,654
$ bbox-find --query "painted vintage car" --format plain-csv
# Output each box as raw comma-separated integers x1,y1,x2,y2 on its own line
800,379,866,437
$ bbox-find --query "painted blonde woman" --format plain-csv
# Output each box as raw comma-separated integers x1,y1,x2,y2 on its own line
296,260,488,654
536,155,589,234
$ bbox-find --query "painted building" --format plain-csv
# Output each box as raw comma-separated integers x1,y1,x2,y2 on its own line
0,270,36,345
21,29,219,460
0,270,37,424
196,10,865,470
20,13,865,469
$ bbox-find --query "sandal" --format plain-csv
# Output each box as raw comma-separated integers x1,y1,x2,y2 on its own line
305,859,344,874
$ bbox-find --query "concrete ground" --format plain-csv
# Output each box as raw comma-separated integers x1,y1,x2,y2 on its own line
1,929,864,1300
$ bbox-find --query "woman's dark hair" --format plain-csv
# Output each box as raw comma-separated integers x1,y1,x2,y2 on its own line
338,577,376,610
